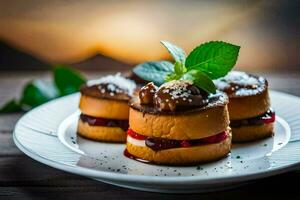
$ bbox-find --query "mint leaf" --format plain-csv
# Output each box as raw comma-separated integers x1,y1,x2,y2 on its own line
0,65,86,113
165,73,181,82
182,70,216,93
161,40,186,63
174,61,186,75
165,61,187,82
54,65,86,96
185,41,240,79
20,80,59,108
133,61,173,85
133,40,239,94
0,99,22,113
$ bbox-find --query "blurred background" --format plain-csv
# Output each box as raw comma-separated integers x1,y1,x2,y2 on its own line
0,0,299,72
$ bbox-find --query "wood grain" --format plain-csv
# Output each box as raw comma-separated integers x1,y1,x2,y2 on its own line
0,71,299,199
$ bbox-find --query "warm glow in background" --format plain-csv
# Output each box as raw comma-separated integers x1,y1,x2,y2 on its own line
0,0,299,71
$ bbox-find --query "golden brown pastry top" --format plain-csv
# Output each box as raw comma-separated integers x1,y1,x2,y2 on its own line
214,71,268,98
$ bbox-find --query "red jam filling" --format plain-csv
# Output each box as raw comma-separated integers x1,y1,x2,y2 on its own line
123,149,151,163
127,129,228,151
230,109,275,128
80,114,129,131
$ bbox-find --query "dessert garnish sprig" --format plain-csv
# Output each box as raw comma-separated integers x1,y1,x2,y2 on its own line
0,65,86,113
133,41,240,93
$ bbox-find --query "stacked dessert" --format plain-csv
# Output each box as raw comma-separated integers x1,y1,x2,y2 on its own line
125,81,232,165
78,74,136,142
214,71,275,142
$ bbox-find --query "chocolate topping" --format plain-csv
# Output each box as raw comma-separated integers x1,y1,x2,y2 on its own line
80,73,137,101
139,82,158,104
137,80,209,111
154,80,208,111
132,89,228,115
214,71,267,98
81,83,131,101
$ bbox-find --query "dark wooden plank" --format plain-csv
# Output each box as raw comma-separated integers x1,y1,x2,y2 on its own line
0,114,22,132
0,156,100,184
0,133,21,156
0,114,23,156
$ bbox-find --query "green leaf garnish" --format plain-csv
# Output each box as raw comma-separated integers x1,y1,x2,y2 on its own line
0,65,87,113
133,61,173,86
165,61,187,81
174,61,187,75
0,99,22,113
160,40,186,63
181,70,216,93
133,40,240,93
54,65,86,96
165,73,180,82
185,41,240,79
20,80,59,108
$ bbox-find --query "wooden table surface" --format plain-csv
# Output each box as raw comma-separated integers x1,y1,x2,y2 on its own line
0,71,300,200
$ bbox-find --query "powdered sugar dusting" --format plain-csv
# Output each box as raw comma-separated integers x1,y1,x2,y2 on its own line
234,88,263,96
214,71,266,97
214,71,259,90
159,80,193,100
207,92,228,107
87,73,136,95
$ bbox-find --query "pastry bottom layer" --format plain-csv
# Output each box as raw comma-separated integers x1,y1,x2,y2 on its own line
125,132,232,165
77,119,126,142
232,123,274,142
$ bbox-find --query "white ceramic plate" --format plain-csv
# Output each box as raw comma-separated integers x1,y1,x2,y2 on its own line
13,91,300,193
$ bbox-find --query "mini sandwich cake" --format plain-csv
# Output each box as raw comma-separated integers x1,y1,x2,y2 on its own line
125,80,232,165
78,73,136,142
214,71,275,142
